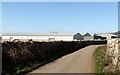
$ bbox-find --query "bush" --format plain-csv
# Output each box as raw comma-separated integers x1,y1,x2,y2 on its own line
2,41,107,75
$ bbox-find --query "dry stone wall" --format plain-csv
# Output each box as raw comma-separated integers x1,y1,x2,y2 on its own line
106,38,120,72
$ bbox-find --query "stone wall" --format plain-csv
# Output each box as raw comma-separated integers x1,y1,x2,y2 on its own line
106,38,120,72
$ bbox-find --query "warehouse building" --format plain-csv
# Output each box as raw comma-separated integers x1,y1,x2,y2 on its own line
2,33,74,42
83,33,94,40
74,33,83,40
97,33,118,40
2,32,95,42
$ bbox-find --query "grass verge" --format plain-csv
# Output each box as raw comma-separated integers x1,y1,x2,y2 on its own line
93,45,107,73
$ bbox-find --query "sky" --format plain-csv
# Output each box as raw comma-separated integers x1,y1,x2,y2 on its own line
2,2,118,34
1,0,119,2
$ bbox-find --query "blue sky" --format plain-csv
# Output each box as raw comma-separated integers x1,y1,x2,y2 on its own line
2,2,118,34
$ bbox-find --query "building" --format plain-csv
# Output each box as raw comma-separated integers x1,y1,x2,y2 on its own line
93,35,106,40
97,33,118,40
2,33,74,42
2,32,96,42
83,33,94,40
73,33,83,40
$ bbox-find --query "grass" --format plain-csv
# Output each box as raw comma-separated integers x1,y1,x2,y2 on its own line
93,45,107,73
93,44,120,74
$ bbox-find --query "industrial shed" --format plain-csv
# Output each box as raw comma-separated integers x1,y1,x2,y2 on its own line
2,33,74,42
97,33,118,40
2,32,95,42
73,33,83,40
83,33,94,40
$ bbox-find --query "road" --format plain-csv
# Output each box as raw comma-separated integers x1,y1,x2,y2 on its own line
29,45,101,73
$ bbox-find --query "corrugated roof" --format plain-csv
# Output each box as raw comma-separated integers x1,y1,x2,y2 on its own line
2,32,75,36
83,33,91,36
2,32,94,36
97,33,118,37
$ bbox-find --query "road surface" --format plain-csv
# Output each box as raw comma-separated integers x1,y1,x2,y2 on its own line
29,45,101,73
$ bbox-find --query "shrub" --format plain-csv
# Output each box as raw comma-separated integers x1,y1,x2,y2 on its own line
2,41,106,75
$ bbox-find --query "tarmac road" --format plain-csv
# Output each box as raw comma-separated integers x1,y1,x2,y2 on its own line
29,45,101,73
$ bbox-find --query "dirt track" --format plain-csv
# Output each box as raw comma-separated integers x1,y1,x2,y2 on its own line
29,45,101,73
